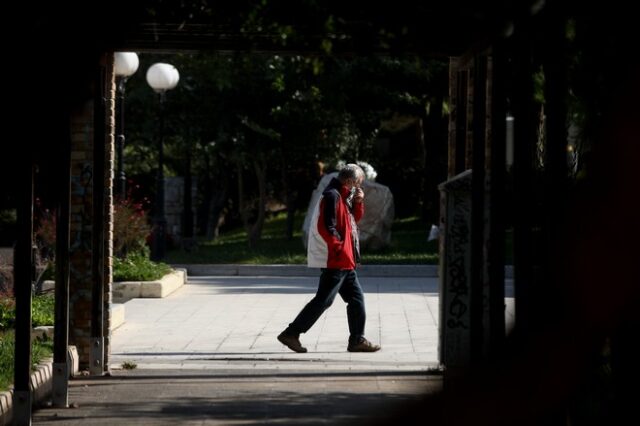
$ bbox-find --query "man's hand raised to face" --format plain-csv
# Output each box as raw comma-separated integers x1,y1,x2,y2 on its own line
353,187,364,203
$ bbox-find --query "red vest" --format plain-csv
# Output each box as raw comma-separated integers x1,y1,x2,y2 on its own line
307,178,364,269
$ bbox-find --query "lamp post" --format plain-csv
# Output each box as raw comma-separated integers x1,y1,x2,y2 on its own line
146,63,180,260
113,52,139,199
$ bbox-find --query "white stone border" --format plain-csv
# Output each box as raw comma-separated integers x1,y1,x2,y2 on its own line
0,346,79,426
112,268,187,303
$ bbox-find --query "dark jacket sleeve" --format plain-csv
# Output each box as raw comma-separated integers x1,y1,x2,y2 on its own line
323,190,342,241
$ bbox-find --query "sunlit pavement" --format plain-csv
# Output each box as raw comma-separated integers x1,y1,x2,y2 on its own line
109,275,514,371
116,277,426,370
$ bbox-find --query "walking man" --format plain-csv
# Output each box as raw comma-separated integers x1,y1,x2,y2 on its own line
278,163,381,353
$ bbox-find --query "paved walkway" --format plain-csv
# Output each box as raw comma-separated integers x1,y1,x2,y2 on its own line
110,276,449,371
33,274,514,424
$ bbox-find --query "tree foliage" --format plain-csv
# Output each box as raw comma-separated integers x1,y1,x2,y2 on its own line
123,50,447,245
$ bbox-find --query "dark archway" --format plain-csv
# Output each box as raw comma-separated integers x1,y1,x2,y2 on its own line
8,1,639,424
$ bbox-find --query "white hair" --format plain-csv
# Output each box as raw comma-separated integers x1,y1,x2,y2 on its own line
338,163,365,182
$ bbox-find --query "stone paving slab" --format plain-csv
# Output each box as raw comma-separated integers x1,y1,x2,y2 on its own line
109,275,514,372
110,276,441,371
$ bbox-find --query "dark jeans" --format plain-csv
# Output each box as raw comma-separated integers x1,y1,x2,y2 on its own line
285,268,366,344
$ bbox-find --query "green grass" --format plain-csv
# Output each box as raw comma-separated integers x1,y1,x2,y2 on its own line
165,213,439,265
32,295,55,327
361,217,439,264
0,293,55,392
121,361,138,370
0,331,53,391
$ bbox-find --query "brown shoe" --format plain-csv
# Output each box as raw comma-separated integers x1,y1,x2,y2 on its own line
347,338,381,352
278,332,307,353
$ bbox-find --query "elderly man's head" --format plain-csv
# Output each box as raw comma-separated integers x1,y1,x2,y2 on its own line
338,163,365,188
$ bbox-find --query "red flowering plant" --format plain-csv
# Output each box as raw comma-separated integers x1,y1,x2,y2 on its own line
31,187,153,286
34,198,56,282
112,185,171,282
34,198,56,251
112,191,152,259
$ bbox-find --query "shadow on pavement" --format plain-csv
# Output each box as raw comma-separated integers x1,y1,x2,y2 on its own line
33,370,441,425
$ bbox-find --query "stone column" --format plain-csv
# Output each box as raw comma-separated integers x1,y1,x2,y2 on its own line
438,170,474,382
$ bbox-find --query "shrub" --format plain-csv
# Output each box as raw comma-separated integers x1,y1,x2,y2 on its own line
34,192,153,262
0,209,16,246
113,252,171,282
32,295,54,327
113,196,152,258
0,297,15,330
0,294,53,331
35,207,56,257
34,203,56,281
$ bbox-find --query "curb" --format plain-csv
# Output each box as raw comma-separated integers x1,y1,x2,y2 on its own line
172,264,514,278
0,359,52,426
30,307,125,339
0,346,79,426
172,264,438,277
112,268,187,303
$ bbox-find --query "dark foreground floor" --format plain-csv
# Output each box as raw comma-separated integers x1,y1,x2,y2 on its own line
32,369,442,425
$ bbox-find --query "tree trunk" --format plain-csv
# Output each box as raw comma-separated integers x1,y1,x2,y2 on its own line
238,161,249,235
280,161,296,240
285,192,296,240
207,188,227,240
238,158,266,249
182,150,194,239
200,149,212,238
247,158,267,248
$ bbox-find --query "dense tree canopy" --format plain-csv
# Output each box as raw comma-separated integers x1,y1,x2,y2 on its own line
122,51,448,244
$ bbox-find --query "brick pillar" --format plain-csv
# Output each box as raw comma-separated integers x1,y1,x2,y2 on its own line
69,98,95,368
68,54,115,369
